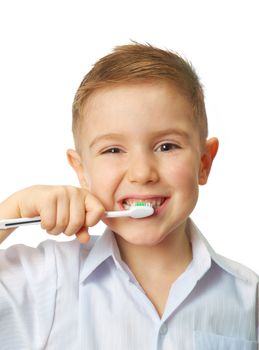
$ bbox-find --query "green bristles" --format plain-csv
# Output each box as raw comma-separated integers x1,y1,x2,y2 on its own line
133,202,150,206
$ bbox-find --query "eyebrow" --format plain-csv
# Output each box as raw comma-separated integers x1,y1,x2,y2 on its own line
89,128,190,148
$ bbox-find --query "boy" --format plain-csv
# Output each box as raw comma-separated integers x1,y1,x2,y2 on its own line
0,42,258,349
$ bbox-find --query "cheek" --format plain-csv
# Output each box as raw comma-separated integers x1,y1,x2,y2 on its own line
85,159,122,202
164,157,199,191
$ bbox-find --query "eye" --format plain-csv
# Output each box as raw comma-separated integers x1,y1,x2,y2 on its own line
102,147,122,154
156,142,180,152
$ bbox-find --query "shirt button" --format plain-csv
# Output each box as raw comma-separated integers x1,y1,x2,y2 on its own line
159,322,168,336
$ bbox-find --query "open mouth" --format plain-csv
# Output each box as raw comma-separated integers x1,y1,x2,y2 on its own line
122,197,167,210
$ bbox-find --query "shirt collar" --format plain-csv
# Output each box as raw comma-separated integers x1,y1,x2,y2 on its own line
187,218,254,282
79,218,246,284
79,226,126,284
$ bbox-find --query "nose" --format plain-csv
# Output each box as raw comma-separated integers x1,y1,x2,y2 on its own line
126,152,159,184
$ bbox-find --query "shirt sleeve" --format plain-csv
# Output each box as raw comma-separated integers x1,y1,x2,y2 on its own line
0,240,58,349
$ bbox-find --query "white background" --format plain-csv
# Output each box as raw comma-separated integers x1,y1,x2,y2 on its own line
0,0,258,274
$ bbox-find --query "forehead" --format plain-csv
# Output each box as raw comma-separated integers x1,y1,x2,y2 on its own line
78,81,197,144
84,80,193,118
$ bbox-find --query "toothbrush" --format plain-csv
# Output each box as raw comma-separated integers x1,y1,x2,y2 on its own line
0,203,154,230
105,202,154,218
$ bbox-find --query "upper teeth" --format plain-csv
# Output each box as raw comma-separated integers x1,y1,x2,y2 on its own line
122,198,165,209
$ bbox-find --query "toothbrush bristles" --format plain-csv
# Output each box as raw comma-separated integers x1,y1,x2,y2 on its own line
133,202,152,207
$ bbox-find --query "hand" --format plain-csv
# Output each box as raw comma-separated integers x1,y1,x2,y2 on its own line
13,185,105,243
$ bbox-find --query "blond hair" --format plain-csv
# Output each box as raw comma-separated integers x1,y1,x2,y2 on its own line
72,42,208,148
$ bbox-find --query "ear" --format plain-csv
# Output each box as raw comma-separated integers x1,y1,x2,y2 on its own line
199,138,219,185
66,149,89,189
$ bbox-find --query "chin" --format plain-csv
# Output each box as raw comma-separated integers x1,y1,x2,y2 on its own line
119,230,167,246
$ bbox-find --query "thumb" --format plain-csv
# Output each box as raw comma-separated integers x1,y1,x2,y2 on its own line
76,227,90,244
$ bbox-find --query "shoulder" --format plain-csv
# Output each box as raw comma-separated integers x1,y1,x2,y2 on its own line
0,239,57,276
0,235,99,276
212,252,259,286
190,219,258,286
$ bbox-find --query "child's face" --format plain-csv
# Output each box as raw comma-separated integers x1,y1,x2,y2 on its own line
69,81,217,246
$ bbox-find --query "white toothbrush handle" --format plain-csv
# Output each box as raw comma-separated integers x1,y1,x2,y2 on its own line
104,210,130,218
0,216,41,229
0,210,131,229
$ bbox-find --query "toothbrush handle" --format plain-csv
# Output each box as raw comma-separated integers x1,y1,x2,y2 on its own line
0,216,41,229
104,210,129,218
0,210,129,229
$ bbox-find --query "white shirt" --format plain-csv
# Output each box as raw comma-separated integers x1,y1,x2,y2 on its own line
0,218,258,349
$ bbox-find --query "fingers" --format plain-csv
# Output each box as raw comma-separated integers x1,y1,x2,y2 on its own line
38,186,105,243
44,190,70,235
84,193,106,228
40,194,58,233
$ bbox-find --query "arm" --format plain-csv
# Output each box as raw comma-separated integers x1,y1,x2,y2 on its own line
0,193,20,243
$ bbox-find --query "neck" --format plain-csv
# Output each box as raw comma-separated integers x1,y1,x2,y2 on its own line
114,220,193,282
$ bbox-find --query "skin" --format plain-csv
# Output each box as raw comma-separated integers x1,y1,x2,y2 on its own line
67,81,219,315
